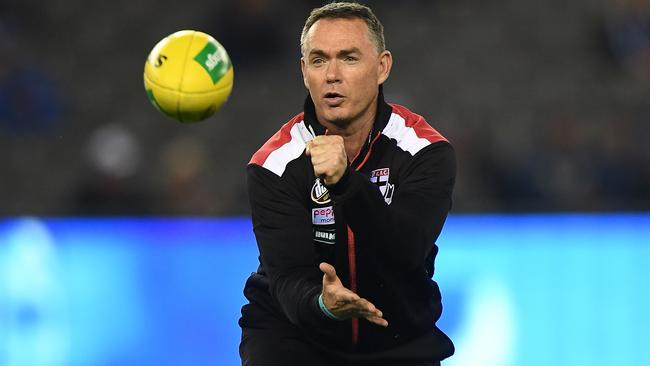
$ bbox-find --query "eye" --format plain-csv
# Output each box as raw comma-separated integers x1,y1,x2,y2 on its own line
344,55,358,63
311,58,325,65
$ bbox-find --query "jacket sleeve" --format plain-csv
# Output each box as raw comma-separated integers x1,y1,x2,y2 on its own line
328,141,456,270
247,163,337,330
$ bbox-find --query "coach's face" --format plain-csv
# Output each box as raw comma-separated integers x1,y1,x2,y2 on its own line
301,18,392,129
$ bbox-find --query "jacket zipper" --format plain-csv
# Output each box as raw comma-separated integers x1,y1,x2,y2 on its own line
347,132,382,346
347,226,359,345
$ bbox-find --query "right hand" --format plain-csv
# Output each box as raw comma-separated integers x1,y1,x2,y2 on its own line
319,262,388,327
305,136,348,186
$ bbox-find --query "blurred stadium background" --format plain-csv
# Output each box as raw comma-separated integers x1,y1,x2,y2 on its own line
1,0,649,365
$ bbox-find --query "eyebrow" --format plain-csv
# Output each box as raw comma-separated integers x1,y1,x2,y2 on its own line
308,47,362,58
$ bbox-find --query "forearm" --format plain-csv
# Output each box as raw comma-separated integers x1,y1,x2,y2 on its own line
249,164,336,330
263,262,329,327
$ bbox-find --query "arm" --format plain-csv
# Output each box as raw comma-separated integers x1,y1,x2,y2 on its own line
247,164,329,328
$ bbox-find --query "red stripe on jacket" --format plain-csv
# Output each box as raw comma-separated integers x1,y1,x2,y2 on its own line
389,104,448,144
249,113,305,166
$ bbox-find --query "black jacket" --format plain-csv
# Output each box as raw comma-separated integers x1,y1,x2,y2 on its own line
240,90,456,363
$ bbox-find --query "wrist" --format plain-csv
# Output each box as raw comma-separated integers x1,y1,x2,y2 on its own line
318,294,342,320
325,166,351,191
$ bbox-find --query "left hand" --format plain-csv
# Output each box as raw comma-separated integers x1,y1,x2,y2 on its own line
305,135,347,186
319,262,388,327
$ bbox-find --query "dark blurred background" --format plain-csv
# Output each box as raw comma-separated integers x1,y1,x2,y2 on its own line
1,0,649,216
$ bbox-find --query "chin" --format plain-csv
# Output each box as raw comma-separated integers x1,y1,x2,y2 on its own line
323,111,352,128
328,117,352,129
318,108,351,128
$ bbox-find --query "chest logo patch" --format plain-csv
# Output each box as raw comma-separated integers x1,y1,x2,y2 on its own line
312,206,335,225
370,168,395,205
313,228,336,245
310,178,331,204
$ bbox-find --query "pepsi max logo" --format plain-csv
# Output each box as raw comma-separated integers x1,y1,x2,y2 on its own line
312,206,335,225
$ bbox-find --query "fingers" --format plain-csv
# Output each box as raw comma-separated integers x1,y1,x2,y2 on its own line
356,299,387,327
305,136,347,185
319,262,337,282
328,291,388,326
307,145,344,168
366,315,389,327
308,136,345,158
306,136,340,155
349,298,388,327
354,297,382,318
310,135,344,146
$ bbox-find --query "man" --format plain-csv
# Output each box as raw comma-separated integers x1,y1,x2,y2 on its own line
239,2,455,365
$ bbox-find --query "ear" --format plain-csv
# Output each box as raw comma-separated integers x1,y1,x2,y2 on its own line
301,57,309,89
377,50,393,85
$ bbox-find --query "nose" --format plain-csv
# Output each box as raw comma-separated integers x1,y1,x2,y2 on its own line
326,60,340,84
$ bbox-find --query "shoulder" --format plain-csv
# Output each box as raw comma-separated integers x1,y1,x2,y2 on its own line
382,104,449,156
249,112,313,177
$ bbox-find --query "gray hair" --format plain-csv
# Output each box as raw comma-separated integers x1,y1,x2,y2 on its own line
300,2,386,56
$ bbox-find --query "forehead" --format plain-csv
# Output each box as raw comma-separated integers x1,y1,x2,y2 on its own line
305,17,374,53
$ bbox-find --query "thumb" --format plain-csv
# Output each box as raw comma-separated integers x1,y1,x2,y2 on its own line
319,262,337,283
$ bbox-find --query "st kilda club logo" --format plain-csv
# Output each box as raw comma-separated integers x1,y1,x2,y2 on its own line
370,168,395,205
310,178,331,204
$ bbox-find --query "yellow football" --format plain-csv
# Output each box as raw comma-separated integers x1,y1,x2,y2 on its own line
144,30,234,123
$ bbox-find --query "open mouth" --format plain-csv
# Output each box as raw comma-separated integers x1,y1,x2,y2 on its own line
323,92,345,106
